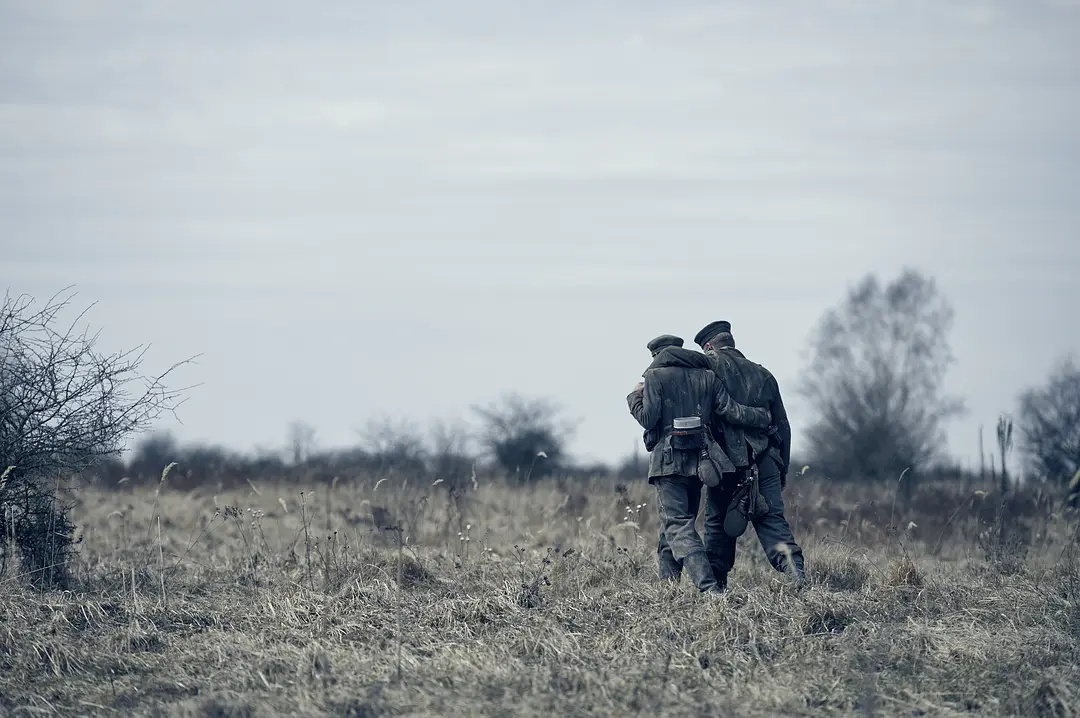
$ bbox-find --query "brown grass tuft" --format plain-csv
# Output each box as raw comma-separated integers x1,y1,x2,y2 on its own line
884,556,924,587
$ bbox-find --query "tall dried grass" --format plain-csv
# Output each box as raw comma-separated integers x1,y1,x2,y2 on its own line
1,471,1078,717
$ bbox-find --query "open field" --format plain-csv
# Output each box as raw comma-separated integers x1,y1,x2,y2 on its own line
2,472,1079,717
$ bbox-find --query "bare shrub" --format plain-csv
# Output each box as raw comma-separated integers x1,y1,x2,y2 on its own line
357,417,429,477
0,288,193,588
427,418,474,490
471,393,578,480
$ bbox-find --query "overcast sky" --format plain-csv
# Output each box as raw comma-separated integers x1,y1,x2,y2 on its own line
3,0,1078,471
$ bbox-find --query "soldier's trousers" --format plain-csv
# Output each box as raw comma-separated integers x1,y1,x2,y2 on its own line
704,456,805,582
653,475,715,589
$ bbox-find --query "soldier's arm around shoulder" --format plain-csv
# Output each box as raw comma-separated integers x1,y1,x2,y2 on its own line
626,384,644,420
628,372,662,431
711,372,770,429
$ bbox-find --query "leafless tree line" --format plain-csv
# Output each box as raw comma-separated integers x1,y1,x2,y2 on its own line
107,398,600,491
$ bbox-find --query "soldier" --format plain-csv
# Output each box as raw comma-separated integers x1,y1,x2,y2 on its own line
627,334,772,592
692,320,805,588
638,334,685,583
639,334,685,455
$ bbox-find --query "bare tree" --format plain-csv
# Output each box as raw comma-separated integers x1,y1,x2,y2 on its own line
286,419,317,464
427,418,475,486
1017,355,1080,485
797,268,966,481
0,287,194,586
471,393,577,480
357,417,428,476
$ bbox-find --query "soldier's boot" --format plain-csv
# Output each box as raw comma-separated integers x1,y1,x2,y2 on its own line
658,562,682,583
682,551,720,593
706,553,731,592
782,553,807,587
658,544,682,583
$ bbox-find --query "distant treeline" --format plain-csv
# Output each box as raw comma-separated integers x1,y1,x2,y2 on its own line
81,419,987,493
83,406,641,492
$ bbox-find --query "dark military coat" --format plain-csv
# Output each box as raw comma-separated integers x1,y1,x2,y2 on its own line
626,349,771,480
657,346,791,473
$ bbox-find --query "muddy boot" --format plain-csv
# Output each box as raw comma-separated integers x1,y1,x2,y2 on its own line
657,540,683,583
682,551,719,593
658,567,682,583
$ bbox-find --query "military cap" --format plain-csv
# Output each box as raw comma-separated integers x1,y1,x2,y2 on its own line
646,334,684,354
694,320,732,348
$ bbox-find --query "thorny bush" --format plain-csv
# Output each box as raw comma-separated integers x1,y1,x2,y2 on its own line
0,288,192,588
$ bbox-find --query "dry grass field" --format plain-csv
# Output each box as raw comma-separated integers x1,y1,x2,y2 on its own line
2,470,1079,717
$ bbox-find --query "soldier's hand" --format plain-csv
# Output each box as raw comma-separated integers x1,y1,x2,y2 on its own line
780,472,787,491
